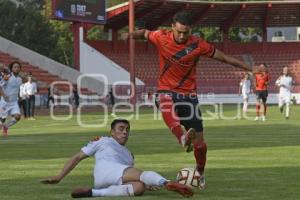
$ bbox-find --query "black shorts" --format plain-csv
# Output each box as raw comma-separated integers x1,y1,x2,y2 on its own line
155,90,203,132
256,90,268,103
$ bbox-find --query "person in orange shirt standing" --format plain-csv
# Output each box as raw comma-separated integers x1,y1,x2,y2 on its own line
254,64,269,121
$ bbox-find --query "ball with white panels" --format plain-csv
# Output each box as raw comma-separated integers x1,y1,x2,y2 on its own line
176,167,200,188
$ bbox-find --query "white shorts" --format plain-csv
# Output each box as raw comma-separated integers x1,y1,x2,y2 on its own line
0,100,20,118
242,92,250,100
93,161,131,189
278,94,291,106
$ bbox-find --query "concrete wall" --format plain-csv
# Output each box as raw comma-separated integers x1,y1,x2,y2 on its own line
79,28,144,86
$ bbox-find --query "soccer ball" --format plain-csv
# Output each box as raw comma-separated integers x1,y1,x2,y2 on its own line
176,167,200,188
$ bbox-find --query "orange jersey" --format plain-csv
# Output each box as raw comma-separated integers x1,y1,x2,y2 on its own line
148,30,215,94
255,72,269,91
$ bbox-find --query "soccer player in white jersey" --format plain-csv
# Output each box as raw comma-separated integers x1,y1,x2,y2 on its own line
41,119,193,198
275,67,294,119
0,61,22,136
238,72,252,115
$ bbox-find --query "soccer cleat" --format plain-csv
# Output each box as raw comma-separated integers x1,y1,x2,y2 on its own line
262,115,266,121
286,116,289,120
181,128,196,152
2,125,8,137
165,181,194,197
254,116,259,121
198,175,206,190
71,187,92,198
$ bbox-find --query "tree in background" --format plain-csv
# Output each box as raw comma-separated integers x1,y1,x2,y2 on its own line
0,0,73,66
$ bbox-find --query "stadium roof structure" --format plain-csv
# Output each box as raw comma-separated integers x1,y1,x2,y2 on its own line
105,0,300,30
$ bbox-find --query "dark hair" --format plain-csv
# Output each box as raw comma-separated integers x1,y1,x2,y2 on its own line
8,61,21,71
110,119,130,130
173,11,193,26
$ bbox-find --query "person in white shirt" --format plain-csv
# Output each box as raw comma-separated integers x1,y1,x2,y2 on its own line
41,119,193,198
0,61,22,136
19,77,27,118
238,72,252,114
24,74,37,120
275,66,294,119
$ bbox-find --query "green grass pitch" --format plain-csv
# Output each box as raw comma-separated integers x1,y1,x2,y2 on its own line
0,105,300,200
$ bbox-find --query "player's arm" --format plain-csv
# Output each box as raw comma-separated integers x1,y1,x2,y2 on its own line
291,78,296,91
121,29,150,40
41,151,88,184
275,76,281,87
238,81,242,95
213,49,252,72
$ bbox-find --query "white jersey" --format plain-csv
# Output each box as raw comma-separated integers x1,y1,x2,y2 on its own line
19,83,26,99
276,75,293,96
24,81,37,96
240,79,251,94
2,73,22,102
81,136,134,167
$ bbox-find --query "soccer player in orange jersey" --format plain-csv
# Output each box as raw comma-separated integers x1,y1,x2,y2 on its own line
254,64,269,121
122,12,253,189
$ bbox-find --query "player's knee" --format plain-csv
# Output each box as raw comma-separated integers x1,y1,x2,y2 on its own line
131,182,145,196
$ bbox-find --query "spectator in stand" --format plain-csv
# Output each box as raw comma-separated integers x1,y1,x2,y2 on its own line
24,73,37,120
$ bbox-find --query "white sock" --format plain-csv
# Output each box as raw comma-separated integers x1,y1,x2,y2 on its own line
4,118,17,128
243,100,248,112
92,184,134,197
286,104,290,117
140,171,167,187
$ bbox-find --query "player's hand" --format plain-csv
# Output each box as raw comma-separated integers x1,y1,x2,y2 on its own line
3,74,10,81
40,176,61,184
120,32,130,41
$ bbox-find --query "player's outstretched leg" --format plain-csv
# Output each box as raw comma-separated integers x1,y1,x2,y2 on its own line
193,136,207,189
158,94,196,152
165,181,194,197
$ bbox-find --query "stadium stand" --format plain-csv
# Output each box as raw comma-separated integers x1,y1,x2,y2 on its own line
0,51,91,95
87,41,300,95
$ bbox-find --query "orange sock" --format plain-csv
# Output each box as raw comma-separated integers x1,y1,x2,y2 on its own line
193,140,207,174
